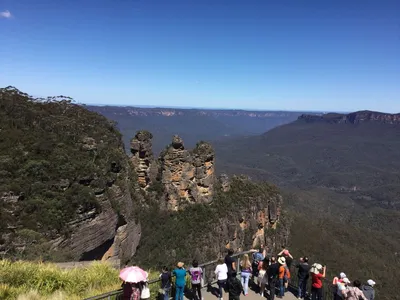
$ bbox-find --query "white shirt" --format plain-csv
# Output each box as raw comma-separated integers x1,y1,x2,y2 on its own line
215,263,228,280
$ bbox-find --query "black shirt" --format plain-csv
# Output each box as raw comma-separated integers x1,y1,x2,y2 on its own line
267,262,280,279
225,255,235,272
297,263,311,280
285,255,293,268
160,271,171,288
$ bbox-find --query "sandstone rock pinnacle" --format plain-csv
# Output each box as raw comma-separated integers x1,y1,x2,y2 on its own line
130,131,156,189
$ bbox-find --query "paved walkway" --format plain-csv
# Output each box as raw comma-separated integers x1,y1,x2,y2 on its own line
201,284,298,300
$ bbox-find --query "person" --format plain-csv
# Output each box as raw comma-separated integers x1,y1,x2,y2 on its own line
173,262,187,300
278,256,290,298
225,249,236,278
361,279,376,300
332,273,347,300
311,264,326,300
258,257,269,297
252,248,264,278
239,253,252,295
189,260,203,300
267,257,280,300
227,271,243,300
159,266,172,300
122,282,141,300
337,278,351,299
342,280,368,300
333,272,347,285
215,257,229,300
296,256,311,299
278,246,293,269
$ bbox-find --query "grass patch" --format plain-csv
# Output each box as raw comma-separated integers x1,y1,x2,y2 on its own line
0,260,122,300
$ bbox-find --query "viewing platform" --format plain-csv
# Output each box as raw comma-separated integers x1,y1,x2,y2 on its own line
86,250,334,300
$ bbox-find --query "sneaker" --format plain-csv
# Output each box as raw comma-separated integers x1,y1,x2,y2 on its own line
260,292,264,297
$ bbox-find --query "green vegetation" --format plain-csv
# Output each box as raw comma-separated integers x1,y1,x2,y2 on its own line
0,87,129,260
215,119,400,300
0,260,121,300
133,177,283,268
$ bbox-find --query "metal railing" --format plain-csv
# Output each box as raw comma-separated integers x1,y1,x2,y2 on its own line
288,260,335,300
84,250,255,300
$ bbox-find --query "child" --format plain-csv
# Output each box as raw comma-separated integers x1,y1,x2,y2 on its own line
227,272,243,300
189,260,203,300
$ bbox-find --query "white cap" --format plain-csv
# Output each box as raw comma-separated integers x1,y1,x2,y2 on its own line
343,278,351,284
367,279,376,286
340,272,346,279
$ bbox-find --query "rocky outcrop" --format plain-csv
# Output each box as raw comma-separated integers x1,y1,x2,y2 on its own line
52,153,142,266
299,110,400,124
130,132,215,211
159,136,215,210
222,176,286,254
130,131,158,189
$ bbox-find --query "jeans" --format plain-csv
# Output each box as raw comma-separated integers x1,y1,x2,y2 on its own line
192,283,202,300
217,280,227,298
269,278,277,300
311,287,323,300
241,272,251,295
298,277,307,298
163,287,170,300
175,285,184,300
279,279,285,297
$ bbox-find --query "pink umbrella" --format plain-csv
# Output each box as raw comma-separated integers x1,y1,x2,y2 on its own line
119,266,148,283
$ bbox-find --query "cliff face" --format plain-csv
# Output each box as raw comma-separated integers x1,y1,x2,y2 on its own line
130,130,289,268
130,133,215,210
0,87,141,265
299,110,400,124
220,175,285,254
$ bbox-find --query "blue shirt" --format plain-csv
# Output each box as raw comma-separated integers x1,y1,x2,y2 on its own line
173,268,187,287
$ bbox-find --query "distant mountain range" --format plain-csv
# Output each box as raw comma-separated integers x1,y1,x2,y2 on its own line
86,106,320,154
298,110,400,124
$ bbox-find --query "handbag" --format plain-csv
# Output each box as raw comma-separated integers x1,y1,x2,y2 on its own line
141,285,150,299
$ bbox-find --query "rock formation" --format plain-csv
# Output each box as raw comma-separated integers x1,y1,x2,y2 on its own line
52,148,142,266
130,131,158,189
221,175,285,254
130,133,215,211
159,136,215,210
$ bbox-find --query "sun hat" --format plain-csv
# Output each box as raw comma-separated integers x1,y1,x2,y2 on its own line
343,278,351,284
340,272,346,279
367,279,376,286
278,257,286,265
177,262,184,268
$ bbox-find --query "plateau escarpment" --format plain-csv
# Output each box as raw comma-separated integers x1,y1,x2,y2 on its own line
298,110,400,124
0,87,141,266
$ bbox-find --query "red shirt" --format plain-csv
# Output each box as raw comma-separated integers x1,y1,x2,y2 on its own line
312,273,323,288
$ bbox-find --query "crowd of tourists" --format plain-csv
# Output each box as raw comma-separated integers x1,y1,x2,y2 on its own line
122,245,377,300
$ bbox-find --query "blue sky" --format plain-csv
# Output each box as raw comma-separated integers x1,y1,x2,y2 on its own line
1,0,399,112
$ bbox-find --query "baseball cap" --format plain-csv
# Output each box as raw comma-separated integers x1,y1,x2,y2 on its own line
340,272,346,279
367,279,376,286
